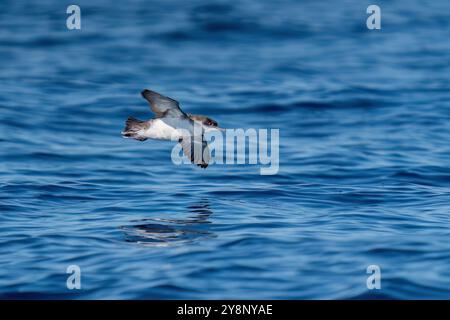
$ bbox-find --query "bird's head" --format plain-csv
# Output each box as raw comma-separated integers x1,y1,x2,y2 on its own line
189,114,224,132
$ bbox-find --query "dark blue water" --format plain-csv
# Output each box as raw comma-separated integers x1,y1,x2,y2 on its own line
1,0,450,299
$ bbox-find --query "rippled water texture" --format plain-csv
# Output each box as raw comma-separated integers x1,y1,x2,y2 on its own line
1,0,450,299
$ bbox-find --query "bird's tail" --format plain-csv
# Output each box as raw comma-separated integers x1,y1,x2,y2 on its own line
121,117,149,141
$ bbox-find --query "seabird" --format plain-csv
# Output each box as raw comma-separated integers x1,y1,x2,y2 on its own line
121,89,223,168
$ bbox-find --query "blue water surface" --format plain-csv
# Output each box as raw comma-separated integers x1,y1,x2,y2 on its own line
1,0,450,299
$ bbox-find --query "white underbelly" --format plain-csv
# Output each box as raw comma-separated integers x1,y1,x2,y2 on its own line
144,118,190,140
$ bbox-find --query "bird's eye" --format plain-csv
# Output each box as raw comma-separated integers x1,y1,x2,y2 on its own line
203,118,218,127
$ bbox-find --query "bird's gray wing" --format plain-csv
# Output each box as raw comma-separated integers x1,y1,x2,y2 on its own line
179,135,210,168
141,89,187,118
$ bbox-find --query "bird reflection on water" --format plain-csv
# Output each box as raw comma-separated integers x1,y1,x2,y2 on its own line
120,200,215,247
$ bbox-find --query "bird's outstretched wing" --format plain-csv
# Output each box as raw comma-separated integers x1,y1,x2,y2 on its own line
141,89,187,118
179,136,210,168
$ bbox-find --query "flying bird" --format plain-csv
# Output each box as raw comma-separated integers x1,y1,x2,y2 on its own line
122,89,223,168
